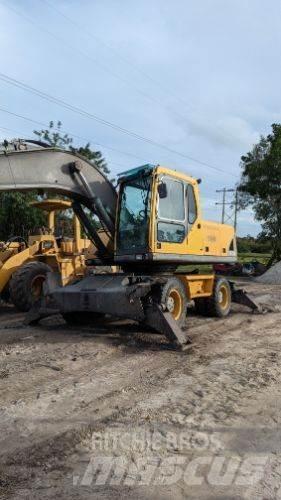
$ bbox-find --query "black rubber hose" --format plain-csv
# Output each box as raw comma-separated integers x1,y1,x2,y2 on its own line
72,201,109,259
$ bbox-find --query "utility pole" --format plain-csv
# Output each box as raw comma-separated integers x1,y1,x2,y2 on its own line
216,188,238,230
233,189,238,231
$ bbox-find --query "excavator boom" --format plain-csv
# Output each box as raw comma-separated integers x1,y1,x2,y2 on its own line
0,144,117,259
0,145,117,228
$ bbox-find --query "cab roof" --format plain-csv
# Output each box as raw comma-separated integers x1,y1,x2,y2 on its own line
118,163,198,185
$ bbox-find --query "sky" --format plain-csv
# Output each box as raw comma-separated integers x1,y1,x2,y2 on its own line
0,0,280,236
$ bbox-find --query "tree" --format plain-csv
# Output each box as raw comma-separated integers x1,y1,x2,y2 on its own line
237,236,272,254
73,143,110,175
0,140,47,240
0,121,109,241
238,123,281,265
0,192,46,241
34,121,110,175
34,120,73,149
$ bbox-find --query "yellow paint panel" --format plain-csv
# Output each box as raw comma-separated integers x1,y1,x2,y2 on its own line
178,274,215,299
150,167,236,259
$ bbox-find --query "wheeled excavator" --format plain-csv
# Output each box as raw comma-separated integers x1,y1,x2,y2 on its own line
0,141,260,348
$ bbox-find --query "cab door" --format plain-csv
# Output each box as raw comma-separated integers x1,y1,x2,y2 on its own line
153,175,203,258
155,175,186,256
184,183,204,255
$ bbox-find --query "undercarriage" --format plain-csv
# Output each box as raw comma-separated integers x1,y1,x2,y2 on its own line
26,271,263,350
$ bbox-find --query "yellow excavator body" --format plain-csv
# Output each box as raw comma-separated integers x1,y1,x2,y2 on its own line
0,144,257,350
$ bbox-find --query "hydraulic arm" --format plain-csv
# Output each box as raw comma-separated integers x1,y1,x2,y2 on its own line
0,143,117,260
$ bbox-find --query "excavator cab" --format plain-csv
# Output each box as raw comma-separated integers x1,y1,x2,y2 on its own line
115,164,237,268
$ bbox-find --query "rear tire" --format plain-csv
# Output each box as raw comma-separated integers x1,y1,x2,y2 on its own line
160,277,187,327
9,261,52,312
207,277,231,318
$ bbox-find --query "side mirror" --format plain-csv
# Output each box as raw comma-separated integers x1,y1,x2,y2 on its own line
158,182,168,199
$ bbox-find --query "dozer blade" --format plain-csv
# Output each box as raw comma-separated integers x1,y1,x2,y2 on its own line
144,303,191,350
230,282,264,313
24,303,60,326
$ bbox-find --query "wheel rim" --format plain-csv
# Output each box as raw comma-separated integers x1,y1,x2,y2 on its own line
166,288,183,321
31,275,45,300
218,284,230,310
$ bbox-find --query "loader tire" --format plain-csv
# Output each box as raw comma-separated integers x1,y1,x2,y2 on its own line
206,277,231,318
160,277,187,327
62,311,105,325
9,261,52,312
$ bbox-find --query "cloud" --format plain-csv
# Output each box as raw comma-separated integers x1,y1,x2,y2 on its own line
1,0,280,236
177,112,260,150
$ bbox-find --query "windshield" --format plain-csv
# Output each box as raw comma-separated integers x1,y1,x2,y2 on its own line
117,174,151,252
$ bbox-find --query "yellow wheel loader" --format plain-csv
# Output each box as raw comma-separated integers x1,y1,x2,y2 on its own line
0,198,90,311
0,141,260,348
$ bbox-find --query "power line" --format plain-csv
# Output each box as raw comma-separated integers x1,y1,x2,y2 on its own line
0,107,230,178
38,0,252,152
0,72,236,178
0,106,222,175
0,125,25,136
0,0,247,177
0,0,158,107
39,0,193,111
0,123,124,172
0,1,241,178
0,0,192,124
0,107,150,164
1,0,245,149
0,72,165,143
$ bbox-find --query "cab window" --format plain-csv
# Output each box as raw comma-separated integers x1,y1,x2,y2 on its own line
187,184,197,224
158,178,185,221
157,177,185,243
157,222,185,243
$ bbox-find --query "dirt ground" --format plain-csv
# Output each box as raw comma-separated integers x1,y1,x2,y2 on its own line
1,280,281,499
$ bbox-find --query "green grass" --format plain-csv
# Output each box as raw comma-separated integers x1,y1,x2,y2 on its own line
177,253,271,274
177,264,213,274
238,253,271,265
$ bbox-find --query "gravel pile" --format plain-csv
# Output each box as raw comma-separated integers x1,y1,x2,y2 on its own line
256,261,281,284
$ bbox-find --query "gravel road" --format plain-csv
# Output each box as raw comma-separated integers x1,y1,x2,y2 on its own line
1,280,281,499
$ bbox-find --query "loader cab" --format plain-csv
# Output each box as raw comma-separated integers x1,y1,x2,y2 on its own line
115,164,201,265
30,199,90,255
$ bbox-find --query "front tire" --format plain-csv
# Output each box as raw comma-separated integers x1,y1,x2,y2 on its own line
160,277,187,327
9,261,52,312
